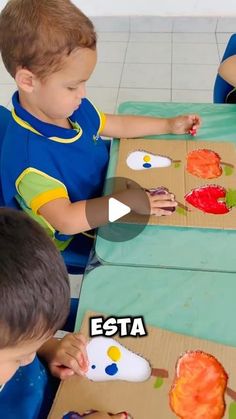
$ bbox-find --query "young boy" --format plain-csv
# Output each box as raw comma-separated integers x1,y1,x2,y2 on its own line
0,0,201,254
0,208,127,419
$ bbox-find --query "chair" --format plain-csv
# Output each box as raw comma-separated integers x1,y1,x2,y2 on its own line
213,33,236,103
0,105,89,275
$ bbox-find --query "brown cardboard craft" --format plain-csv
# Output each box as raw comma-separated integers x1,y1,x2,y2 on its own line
114,138,236,229
49,311,236,419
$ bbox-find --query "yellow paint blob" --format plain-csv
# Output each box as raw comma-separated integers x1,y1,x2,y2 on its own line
107,346,121,362
143,155,151,162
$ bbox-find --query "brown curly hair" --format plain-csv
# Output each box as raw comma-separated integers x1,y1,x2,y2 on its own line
0,0,96,80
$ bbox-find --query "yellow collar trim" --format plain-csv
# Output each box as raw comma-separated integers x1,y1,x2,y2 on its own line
12,109,83,143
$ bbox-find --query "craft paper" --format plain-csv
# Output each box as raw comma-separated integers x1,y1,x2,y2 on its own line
114,138,236,229
49,311,236,419
126,150,171,170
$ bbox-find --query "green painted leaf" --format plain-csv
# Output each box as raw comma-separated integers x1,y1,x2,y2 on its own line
176,206,187,216
229,402,236,418
154,377,164,389
174,162,181,169
224,165,234,176
226,189,236,208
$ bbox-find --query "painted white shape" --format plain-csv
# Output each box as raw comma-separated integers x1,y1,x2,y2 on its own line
85,337,151,382
108,198,131,222
126,150,172,170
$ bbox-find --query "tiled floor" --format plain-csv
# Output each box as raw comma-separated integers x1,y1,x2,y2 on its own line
0,30,233,297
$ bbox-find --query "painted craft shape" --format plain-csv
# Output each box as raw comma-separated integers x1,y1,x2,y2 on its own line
85,337,151,382
187,149,222,179
126,150,172,170
62,412,132,419
63,413,83,419
169,351,228,419
185,185,236,215
186,149,234,179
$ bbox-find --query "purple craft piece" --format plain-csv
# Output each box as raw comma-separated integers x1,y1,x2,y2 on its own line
62,412,83,419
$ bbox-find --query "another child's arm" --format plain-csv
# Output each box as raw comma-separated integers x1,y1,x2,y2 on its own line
100,113,201,139
38,333,88,380
39,337,131,419
218,55,236,87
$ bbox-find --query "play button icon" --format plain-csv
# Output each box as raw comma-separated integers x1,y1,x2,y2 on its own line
85,177,150,242
108,198,131,222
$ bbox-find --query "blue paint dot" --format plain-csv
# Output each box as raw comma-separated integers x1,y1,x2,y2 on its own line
143,163,152,168
91,365,96,369
105,363,118,376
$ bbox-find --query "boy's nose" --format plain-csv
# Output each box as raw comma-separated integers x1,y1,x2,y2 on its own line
78,83,86,99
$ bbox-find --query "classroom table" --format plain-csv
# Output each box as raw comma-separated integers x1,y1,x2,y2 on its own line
75,264,236,347
95,102,236,272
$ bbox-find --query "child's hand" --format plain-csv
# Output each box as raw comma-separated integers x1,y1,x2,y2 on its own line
146,190,177,216
84,413,130,419
168,114,201,135
41,334,88,380
125,182,177,216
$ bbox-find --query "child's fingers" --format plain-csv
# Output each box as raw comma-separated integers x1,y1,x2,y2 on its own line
152,202,177,210
86,413,130,419
54,352,85,376
73,332,88,346
150,193,175,202
50,364,74,380
64,346,88,372
150,205,176,216
153,209,175,216
188,114,201,125
150,199,177,209
68,334,89,368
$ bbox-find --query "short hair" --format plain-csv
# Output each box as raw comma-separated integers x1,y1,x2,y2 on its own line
0,0,96,80
0,208,70,348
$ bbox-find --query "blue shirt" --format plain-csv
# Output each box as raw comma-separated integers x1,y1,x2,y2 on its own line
0,356,58,419
1,92,109,249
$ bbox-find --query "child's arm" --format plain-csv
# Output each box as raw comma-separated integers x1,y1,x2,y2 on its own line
39,188,177,235
38,333,88,380
100,114,201,139
218,55,236,86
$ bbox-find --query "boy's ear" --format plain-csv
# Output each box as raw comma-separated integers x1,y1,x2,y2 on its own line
15,68,37,93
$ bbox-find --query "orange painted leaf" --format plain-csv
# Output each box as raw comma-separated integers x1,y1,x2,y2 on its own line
169,351,228,419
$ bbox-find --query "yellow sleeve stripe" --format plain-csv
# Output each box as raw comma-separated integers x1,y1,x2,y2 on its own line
12,109,41,136
31,187,69,214
99,112,107,134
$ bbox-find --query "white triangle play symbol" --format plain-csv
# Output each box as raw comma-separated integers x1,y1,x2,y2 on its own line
108,197,131,222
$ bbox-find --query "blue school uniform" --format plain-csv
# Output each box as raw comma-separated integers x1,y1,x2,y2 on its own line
0,356,58,419
1,92,109,250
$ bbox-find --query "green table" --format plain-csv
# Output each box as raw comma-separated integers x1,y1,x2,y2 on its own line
96,102,236,272
76,265,236,347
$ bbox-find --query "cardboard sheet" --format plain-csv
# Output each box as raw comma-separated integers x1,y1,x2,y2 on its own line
49,311,236,419
114,139,236,229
